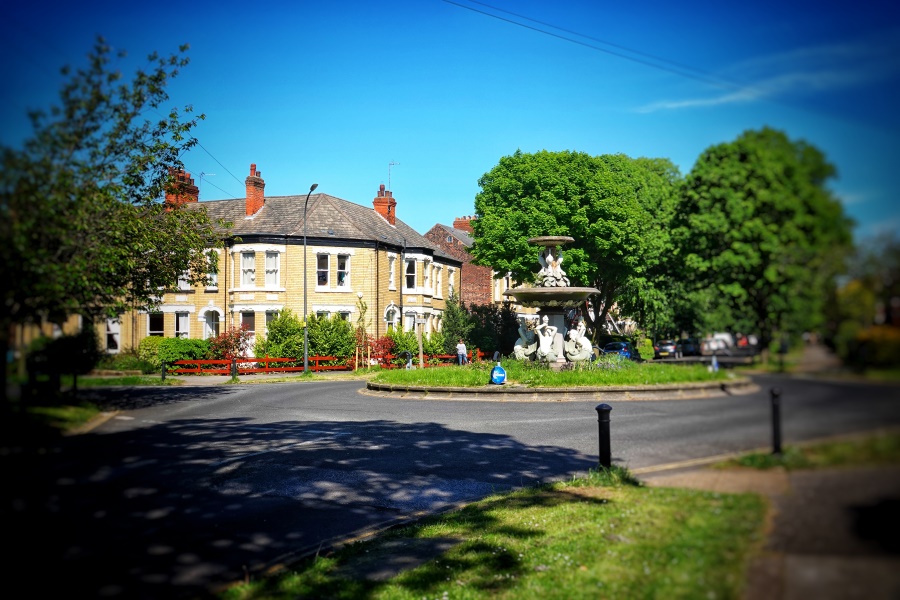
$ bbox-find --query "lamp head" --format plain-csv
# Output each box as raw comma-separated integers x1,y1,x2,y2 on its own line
310,183,318,192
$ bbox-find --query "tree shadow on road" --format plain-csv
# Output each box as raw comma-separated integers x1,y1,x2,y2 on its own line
3,406,598,599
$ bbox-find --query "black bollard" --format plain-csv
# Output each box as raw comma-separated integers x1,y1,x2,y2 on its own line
595,403,612,469
161,362,166,382
770,387,782,455
231,357,238,378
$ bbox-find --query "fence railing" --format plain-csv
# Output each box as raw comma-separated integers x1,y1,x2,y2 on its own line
168,350,488,376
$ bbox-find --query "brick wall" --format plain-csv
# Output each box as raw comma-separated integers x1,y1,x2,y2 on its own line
424,223,493,306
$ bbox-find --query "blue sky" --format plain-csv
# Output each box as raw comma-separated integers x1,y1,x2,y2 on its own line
3,0,898,241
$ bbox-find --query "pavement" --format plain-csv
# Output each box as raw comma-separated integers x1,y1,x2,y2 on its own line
638,344,900,600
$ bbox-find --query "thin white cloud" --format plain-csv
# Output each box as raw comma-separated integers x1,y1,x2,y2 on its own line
836,190,869,207
635,29,900,114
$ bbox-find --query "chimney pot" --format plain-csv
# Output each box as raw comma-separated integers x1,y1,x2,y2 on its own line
245,163,266,215
373,184,397,225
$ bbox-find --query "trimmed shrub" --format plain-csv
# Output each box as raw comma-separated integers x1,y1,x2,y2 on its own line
138,336,165,370
254,309,305,365
307,314,356,366
137,336,210,369
157,338,209,367
96,350,156,374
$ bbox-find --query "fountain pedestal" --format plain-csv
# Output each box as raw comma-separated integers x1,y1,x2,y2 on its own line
503,236,600,367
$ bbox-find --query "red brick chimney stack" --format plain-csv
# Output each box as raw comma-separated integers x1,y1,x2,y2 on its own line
164,169,199,209
373,183,397,225
453,215,475,233
245,163,266,215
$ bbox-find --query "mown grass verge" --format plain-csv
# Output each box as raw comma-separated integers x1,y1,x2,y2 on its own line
713,430,900,470
220,466,765,600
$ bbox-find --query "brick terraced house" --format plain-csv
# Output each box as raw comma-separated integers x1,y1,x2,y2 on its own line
424,216,533,318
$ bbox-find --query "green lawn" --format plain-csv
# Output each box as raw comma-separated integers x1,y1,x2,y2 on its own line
372,357,735,388
220,467,766,600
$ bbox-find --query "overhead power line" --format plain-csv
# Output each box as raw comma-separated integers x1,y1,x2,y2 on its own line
442,0,756,93
192,139,245,187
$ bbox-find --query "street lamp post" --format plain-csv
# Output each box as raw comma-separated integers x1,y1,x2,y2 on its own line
303,183,319,373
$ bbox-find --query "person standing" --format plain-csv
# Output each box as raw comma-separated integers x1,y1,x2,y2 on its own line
456,339,468,365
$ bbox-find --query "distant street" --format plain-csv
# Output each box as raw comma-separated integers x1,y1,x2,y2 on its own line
5,375,899,598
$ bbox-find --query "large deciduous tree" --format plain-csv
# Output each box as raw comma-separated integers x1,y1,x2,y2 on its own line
0,37,226,402
671,127,854,349
470,150,680,343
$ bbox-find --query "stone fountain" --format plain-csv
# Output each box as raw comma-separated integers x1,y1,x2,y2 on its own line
503,236,599,367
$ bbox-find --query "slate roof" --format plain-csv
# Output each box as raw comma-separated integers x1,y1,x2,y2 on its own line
439,224,474,248
192,194,456,262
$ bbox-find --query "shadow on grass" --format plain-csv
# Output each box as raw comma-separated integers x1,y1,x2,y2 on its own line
232,482,630,600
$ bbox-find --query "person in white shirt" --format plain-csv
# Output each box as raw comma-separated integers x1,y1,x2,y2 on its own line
456,339,468,365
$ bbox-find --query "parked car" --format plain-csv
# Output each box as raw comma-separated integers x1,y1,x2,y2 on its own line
601,341,642,361
653,339,681,359
678,338,701,356
702,337,732,356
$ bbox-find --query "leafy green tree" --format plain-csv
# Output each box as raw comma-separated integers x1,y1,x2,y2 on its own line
1,37,226,402
828,232,900,366
423,330,446,356
468,301,520,357
440,292,474,354
471,150,680,344
671,127,854,348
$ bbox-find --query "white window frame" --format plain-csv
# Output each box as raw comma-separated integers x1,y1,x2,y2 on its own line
204,311,220,339
316,254,330,288
175,311,190,338
384,303,398,331
241,251,256,287
206,264,218,289
448,268,456,299
241,311,256,335
435,265,443,298
106,318,121,354
265,310,278,334
336,254,350,288
388,254,397,291
148,312,164,337
423,260,431,292
405,259,416,290
265,251,280,287
177,271,192,291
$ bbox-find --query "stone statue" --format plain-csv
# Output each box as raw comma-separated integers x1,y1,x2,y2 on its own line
537,246,570,288
513,317,538,361
534,315,559,362
564,320,593,362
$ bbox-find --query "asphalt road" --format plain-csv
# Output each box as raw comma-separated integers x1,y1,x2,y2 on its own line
4,375,899,598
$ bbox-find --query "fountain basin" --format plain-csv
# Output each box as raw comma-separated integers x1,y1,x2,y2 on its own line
503,286,597,308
